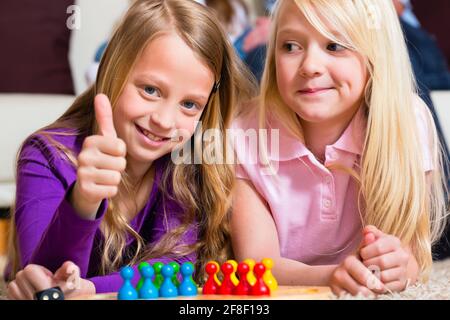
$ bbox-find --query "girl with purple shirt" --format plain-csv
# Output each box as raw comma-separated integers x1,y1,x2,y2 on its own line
6,0,254,299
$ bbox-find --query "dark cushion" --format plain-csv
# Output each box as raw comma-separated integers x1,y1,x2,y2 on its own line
0,0,75,94
411,0,450,71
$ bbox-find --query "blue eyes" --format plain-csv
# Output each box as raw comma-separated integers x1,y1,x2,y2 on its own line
144,86,158,96
142,86,200,111
182,101,197,110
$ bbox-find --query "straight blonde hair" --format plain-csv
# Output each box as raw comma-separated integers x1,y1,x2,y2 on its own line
8,0,256,283
258,0,448,280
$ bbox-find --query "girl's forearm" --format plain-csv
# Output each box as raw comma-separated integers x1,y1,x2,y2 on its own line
271,257,337,286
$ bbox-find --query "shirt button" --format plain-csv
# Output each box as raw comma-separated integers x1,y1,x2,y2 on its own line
323,199,332,208
325,176,332,184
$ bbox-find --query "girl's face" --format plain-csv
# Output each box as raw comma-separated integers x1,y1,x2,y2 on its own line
275,1,368,127
113,32,215,167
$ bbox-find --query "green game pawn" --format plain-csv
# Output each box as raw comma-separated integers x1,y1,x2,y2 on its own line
136,261,150,291
169,261,180,287
152,262,164,289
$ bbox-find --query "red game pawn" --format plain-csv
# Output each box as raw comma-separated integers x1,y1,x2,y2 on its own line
233,262,252,295
218,262,235,294
202,262,219,294
250,262,270,296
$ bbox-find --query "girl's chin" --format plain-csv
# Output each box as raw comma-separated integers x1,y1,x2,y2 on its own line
127,148,171,164
293,108,332,124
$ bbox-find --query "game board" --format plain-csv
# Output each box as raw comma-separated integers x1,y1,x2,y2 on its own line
71,286,332,300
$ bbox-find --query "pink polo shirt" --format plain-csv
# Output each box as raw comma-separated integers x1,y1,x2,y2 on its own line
232,102,433,266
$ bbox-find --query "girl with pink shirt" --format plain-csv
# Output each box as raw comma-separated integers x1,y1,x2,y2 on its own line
231,0,448,297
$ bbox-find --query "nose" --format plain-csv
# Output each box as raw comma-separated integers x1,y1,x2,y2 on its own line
149,105,176,131
299,46,325,78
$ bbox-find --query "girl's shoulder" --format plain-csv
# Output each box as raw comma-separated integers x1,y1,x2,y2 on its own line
412,95,433,124
412,94,434,139
411,95,436,172
20,128,85,170
23,128,83,153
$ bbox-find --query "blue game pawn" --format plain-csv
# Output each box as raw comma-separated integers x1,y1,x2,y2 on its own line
139,265,159,299
159,264,178,298
118,266,138,300
178,262,198,296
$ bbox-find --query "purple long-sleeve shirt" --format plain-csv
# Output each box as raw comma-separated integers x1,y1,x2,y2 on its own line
12,131,197,293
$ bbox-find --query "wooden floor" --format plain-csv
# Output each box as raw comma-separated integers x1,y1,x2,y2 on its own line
72,285,332,300
0,219,9,256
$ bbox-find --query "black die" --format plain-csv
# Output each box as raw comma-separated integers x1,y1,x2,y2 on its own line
35,287,65,300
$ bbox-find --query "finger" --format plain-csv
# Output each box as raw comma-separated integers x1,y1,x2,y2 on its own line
80,168,122,186
96,138,126,158
338,270,375,297
7,281,26,300
363,232,376,246
360,236,400,261
90,184,119,199
54,261,78,281
379,267,404,284
15,272,36,300
363,251,404,270
54,261,81,292
330,284,347,298
82,136,126,158
384,280,408,293
88,153,127,171
23,265,55,292
357,232,376,254
363,225,384,238
22,264,54,278
95,94,117,138
344,257,385,294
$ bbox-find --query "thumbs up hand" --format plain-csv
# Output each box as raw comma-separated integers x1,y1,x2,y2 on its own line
70,94,127,220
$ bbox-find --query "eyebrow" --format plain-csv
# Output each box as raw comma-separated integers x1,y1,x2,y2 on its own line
134,73,209,103
186,93,209,104
278,27,343,39
277,27,305,36
134,73,170,89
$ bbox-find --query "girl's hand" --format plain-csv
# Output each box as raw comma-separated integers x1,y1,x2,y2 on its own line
70,94,127,220
359,225,414,293
329,254,384,297
7,261,95,300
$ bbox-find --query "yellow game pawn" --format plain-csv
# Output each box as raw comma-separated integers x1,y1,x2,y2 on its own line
243,258,257,286
207,260,221,286
226,259,239,286
262,258,278,291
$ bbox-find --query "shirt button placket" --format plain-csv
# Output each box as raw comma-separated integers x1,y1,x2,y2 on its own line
322,174,336,219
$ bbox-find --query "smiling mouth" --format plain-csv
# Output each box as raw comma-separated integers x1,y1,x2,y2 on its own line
299,88,333,94
135,124,170,142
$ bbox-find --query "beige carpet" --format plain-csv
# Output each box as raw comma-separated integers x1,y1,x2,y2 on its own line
0,256,449,300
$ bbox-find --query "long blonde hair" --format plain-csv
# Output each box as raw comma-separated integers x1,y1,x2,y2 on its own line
258,0,448,279
9,0,255,282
